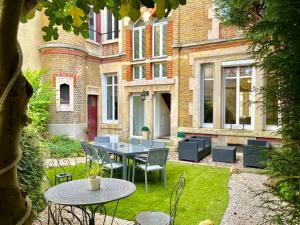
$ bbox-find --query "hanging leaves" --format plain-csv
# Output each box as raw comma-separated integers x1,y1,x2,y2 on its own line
68,6,85,27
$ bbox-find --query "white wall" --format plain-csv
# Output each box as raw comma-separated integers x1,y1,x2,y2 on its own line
155,94,170,138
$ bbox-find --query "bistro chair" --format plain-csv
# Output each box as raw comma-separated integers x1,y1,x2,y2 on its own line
141,140,153,148
152,141,166,148
132,148,169,192
131,138,140,145
80,141,93,168
135,176,185,225
94,136,110,144
97,147,124,178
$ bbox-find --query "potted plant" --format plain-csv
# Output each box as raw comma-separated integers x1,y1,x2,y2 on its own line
87,162,106,191
177,132,186,141
141,126,150,139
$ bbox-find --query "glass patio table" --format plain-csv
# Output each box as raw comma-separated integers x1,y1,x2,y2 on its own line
93,142,150,180
44,178,136,225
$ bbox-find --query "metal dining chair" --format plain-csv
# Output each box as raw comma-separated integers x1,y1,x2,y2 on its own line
141,140,154,148
131,138,140,145
135,176,185,225
80,141,93,168
94,136,110,144
132,148,169,192
97,147,124,178
152,141,166,148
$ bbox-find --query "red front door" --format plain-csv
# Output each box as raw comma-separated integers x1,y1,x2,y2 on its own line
87,95,98,141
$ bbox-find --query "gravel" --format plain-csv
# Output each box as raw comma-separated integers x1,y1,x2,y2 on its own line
220,173,274,225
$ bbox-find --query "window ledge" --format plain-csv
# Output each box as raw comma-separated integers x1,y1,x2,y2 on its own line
102,39,119,45
86,39,100,46
124,78,175,87
100,123,122,130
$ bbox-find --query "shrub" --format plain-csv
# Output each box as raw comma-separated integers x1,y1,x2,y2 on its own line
44,135,84,158
18,127,46,213
141,126,150,132
24,69,55,133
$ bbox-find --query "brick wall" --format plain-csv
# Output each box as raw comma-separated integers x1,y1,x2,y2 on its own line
102,42,119,56
42,51,86,124
219,24,243,39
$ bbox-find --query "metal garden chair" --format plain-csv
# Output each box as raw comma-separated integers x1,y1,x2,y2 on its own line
94,136,110,144
152,141,166,148
96,147,124,178
141,140,153,148
132,148,169,192
135,176,185,225
80,141,93,168
131,138,140,145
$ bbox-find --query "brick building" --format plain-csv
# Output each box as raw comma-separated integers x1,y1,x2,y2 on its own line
19,1,280,144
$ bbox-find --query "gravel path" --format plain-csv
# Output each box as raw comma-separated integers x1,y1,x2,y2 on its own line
220,173,273,225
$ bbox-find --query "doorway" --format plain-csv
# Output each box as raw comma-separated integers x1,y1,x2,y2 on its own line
130,95,145,137
154,93,171,139
87,95,98,141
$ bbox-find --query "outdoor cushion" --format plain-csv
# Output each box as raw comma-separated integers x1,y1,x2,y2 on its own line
137,164,164,171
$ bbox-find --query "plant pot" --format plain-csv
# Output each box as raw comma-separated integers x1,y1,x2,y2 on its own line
141,131,149,140
88,177,101,190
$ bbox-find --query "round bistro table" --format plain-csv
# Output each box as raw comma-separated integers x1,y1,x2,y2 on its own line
45,178,136,225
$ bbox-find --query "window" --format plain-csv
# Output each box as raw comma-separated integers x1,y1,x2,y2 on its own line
152,63,167,78
223,65,254,129
60,84,70,104
133,20,146,60
88,9,97,41
103,74,118,122
133,65,145,79
104,8,119,41
200,64,214,127
153,18,168,58
56,77,74,111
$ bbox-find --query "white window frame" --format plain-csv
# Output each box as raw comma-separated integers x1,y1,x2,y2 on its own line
132,20,145,60
88,10,97,42
130,94,145,138
102,73,119,123
152,62,167,79
102,8,119,42
152,18,168,58
222,60,255,130
200,63,214,128
133,65,145,80
56,77,74,112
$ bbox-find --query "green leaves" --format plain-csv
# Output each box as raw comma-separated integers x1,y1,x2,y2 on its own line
33,0,186,41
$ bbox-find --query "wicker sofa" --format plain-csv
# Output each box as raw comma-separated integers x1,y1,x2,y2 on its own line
178,136,211,162
243,140,269,168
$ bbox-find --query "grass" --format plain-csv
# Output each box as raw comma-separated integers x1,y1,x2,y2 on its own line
46,162,230,225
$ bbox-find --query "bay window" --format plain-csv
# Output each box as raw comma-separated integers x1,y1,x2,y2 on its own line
103,8,119,41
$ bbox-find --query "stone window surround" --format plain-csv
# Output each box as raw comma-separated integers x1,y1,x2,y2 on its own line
133,64,146,80
56,76,74,112
188,46,266,132
102,73,119,124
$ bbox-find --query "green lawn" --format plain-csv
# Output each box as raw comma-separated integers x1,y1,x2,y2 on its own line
46,162,230,225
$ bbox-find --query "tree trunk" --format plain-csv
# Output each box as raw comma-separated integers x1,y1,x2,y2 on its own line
0,0,34,224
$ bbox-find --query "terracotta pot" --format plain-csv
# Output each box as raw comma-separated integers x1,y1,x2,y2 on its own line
88,177,101,190
141,131,149,140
